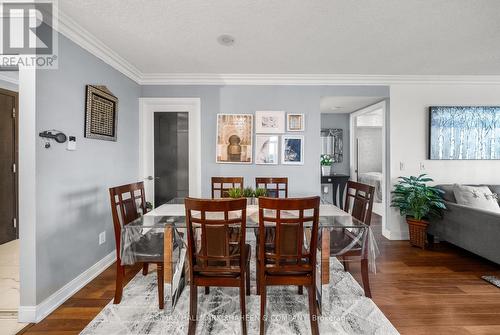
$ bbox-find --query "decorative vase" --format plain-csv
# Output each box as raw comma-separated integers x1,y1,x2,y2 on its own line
406,218,429,249
321,165,332,176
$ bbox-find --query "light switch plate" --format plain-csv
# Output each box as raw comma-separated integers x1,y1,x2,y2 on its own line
99,231,106,245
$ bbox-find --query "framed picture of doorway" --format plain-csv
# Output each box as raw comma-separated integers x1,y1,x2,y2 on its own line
216,114,253,164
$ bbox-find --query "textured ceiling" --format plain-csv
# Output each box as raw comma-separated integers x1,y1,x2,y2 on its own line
59,0,500,75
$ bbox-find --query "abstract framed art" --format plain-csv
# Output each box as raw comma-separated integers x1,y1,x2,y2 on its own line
282,135,304,165
216,114,253,164
255,111,285,134
429,106,500,160
84,85,118,141
255,135,279,165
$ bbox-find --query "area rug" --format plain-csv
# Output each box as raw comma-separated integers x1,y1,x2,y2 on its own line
482,275,500,288
81,259,398,335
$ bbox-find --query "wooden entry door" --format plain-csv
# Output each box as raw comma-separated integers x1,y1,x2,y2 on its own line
0,88,18,245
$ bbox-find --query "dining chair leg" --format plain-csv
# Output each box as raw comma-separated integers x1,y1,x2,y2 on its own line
156,263,164,309
342,256,349,272
113,262,124,304
307,285,319,335
240,279,248,335
245,259,251,296
361,258,372,298
188,284,198,335
298,286,303,295
256,260,260,295
259,283,267,335
142,262,149,275
205,287,210,295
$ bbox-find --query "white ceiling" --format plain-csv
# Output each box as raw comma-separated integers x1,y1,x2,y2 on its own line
320,96,383,114
59,0,500,75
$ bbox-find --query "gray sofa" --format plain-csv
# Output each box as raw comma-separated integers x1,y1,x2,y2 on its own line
428,184,500,265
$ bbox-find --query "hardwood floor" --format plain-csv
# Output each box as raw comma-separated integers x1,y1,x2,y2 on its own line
20,215,500,335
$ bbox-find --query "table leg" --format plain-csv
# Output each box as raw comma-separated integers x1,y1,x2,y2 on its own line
321,227,330,285
164,226,173,284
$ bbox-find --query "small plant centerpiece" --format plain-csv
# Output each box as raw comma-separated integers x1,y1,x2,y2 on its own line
253,188,268,205
320,154,334,176
227,187,243,199
391,174,446,249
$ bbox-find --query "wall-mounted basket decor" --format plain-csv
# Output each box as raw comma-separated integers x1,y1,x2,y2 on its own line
85,85,118,141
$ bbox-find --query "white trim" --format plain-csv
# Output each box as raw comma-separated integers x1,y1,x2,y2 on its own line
18,252,116,323
139,98,202,204
51,13,500,86
139,73,500,86
56,10,142,83
0,72,19,85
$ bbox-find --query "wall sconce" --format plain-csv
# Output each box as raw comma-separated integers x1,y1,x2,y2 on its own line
39,130,67,148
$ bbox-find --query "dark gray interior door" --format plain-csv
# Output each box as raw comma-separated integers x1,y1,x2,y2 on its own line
154,112,189,206
0,88,17,245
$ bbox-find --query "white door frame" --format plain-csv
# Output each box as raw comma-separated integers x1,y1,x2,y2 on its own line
139,98,202,204
349,100,390,239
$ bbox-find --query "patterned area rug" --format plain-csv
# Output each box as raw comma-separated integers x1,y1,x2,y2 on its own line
482,275,500,288
81,259,398,335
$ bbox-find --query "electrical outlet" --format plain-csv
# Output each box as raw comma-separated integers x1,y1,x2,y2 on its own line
99,231,106,245
399,162,405,171
420,162,426,170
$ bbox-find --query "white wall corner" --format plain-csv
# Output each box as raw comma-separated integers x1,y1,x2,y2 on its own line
19,251,116,323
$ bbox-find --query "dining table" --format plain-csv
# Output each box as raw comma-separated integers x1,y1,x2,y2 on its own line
120,199,379,310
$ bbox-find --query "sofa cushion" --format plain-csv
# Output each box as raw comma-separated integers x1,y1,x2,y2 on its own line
436,184,457,203
453,184,500,213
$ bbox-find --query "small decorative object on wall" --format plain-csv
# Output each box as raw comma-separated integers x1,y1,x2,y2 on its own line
255,111,285,133
320,128,343,163
85,85,118,141
287,113,305,132
255,135,279,165
282,135,304,165
216,114,253,164
429,106,500,160
320,154,333,176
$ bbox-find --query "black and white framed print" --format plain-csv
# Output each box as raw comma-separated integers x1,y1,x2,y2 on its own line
282,135,304,165
255,111,285,134
85,85,118,141
255,135,279,165
287,113,305,131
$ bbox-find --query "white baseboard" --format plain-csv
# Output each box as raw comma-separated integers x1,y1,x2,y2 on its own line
19,251,116,323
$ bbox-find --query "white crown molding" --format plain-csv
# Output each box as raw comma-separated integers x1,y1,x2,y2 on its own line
56,10,142,83
18,251,116,323
56,10,500,86
0,72,19,85
139,73,500,86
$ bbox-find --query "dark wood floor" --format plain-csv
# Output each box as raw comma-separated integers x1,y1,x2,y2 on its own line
20,215,500,335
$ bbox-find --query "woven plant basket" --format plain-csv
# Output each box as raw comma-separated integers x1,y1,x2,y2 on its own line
406,218,429,249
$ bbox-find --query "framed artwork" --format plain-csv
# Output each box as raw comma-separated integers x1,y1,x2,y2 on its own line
282,135,304,165
255,135,279,165
287,113,305,131
85,85,118,141
429,106,500,160
216,114,253,164
255,111,285,133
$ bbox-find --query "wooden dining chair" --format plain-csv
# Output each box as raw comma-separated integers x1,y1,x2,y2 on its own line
185,198,251,335
330,180,375,297
211,177,244,198
257,196,320,335
255,177,288,198
109,182,165,309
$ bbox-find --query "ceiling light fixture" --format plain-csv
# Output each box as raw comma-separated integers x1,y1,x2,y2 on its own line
217,34,235,46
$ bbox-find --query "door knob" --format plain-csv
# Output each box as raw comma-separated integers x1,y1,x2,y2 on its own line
146,176,160,180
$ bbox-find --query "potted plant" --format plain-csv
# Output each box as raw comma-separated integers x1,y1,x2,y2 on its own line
227,187,243,199
254,188,268,205
320,154,333,176
391,174,446,249
243,187,256,205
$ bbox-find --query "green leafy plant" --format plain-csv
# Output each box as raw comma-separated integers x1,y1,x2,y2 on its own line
227,188,243,198
391,174,446,221
254,188,268,198
320,154,334,166
243,187,255,198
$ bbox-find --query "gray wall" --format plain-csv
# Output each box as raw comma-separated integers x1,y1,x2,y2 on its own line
0,72,19,91
141,85,388,197
35,34,140,303
320,113,350,175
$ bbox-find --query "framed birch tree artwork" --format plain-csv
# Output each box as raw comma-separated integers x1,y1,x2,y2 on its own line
429,106,500,160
